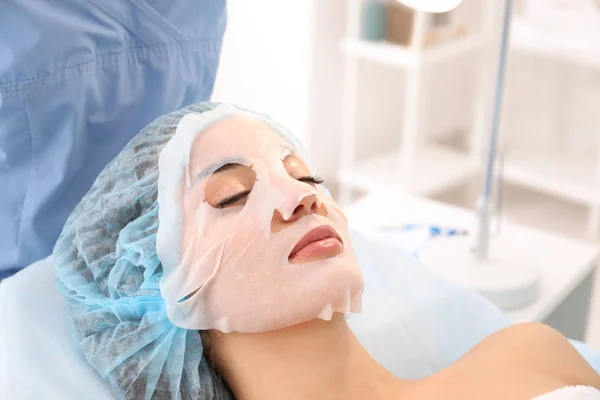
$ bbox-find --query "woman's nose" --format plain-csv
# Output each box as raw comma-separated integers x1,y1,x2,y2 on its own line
271,193,321,233
289,193,319,221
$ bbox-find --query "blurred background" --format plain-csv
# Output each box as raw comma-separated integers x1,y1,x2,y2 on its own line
211,0,600,349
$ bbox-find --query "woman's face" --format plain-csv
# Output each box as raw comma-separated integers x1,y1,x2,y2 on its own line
160,115,363,333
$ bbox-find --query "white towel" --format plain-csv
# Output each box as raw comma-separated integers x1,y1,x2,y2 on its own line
532,386,600,399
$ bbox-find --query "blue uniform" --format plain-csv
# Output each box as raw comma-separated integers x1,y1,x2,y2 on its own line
0,0,226,277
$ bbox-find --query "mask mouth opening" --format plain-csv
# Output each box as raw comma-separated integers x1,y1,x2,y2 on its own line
288,225,343,261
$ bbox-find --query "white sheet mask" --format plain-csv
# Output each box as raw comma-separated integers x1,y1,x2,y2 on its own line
156,105,364,333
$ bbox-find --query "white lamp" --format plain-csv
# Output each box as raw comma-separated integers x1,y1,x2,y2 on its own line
397,0,464,13
396,0,541,310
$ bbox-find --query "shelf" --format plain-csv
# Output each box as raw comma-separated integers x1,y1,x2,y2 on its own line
503,147,600,207
342,35,486,68
510,18,600,68
337,144,477,196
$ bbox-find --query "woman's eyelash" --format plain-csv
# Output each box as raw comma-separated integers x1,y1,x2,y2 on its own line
217,190,251,209
298,175,324,185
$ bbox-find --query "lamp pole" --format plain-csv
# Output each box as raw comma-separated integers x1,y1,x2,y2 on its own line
474,0,513,260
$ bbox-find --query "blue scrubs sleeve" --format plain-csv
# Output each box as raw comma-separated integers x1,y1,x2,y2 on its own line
0,0,226,276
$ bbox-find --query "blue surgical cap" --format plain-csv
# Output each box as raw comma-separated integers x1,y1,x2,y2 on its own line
53,102,237,400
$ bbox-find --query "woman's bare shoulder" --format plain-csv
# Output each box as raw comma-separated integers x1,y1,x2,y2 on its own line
406,323,600,399
471,323,600,387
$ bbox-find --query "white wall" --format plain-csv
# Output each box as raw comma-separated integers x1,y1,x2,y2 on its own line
212,0,315,146
304,0,347,179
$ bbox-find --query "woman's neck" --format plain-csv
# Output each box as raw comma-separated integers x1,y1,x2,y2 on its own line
208,314,410,400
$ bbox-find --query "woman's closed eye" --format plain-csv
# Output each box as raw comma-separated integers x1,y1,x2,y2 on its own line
283,155,324,186
217,190,251,209
205,163,257,209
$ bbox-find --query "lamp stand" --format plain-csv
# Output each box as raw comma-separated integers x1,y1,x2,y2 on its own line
426,0,541,311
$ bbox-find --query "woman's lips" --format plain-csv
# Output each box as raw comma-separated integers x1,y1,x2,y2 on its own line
289,225,343,263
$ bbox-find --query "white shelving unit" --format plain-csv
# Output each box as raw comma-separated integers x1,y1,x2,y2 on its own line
342,34,486,68
511,20,600,68
504,14,600,237
503,147,600,207
337,0,498,206
337,144,476,196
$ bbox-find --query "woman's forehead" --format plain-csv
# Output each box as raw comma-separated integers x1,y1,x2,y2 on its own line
192,117,289,156
188,116,300,177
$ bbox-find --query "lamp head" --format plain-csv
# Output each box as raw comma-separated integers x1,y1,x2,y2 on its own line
396,0,464,13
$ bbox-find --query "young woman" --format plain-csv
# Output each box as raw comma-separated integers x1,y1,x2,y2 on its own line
54,103,600,399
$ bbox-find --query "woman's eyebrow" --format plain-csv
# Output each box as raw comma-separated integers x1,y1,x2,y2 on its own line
213,163,242,174
191,156,246,186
